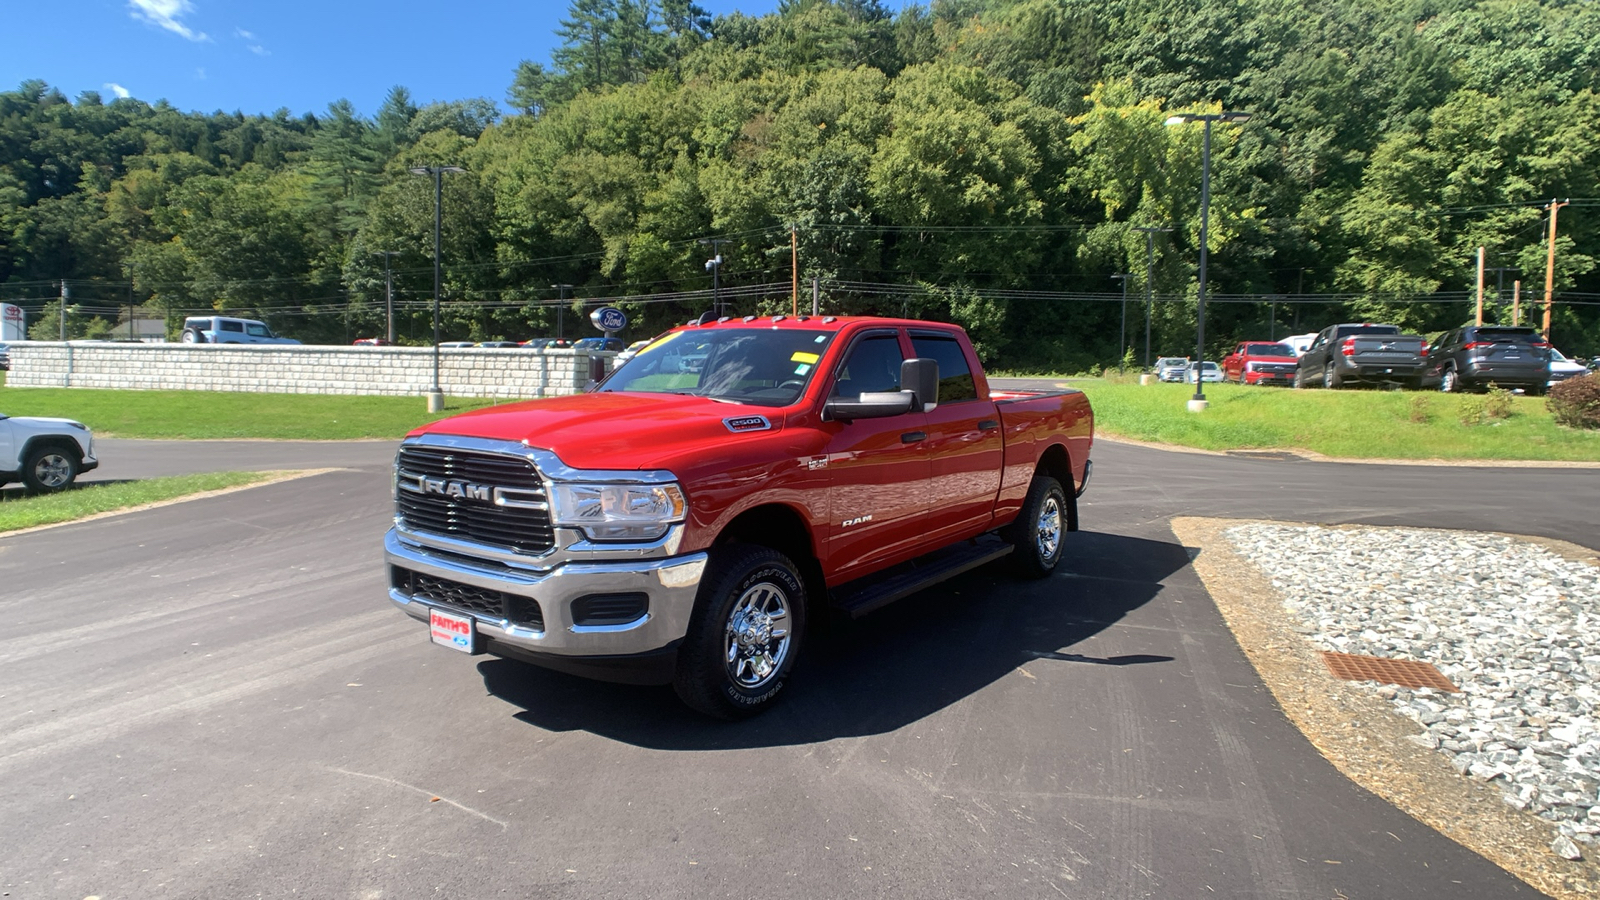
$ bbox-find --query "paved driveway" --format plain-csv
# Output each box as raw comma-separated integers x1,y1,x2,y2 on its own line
2,433,1591,898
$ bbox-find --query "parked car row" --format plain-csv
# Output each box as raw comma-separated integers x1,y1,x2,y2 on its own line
1159,322,1593,394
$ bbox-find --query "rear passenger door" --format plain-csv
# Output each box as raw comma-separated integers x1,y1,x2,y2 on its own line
910,330,1003,542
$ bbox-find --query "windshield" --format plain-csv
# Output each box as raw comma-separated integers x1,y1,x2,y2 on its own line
1246,343,1294,356
602,328,834,406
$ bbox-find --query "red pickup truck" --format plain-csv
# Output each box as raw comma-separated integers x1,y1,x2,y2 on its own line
1221,341,1299,385
385,316,1093,717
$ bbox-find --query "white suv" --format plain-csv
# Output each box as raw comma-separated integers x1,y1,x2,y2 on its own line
0,412,98,492
180,316,300,344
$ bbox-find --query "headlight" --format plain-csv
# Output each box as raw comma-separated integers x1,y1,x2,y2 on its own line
548,482,687,542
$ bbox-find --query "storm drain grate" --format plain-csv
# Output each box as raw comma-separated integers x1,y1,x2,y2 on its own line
1319,651,1459,692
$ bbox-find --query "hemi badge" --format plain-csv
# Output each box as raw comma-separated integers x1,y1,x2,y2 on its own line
724,415,772,433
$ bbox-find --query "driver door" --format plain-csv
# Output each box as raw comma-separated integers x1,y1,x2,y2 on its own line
821,330,931,578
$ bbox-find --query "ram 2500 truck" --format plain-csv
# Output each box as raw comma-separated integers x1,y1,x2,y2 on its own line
385,315,1093,718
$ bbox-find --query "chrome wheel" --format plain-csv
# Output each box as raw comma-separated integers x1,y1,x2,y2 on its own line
723,580,792,690
1439,365,1458,393
1034,494,1062,564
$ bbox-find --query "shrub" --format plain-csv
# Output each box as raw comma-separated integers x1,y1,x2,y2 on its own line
1483,384,1514,420
1407,394,1432,424
1547,374,1600,429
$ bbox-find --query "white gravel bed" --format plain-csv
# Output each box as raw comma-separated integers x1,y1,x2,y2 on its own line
1224,524,1600,856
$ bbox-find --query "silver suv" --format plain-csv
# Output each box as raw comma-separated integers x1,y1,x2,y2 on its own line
180,316,300,345
0,412,98,492
1155,357,1190,382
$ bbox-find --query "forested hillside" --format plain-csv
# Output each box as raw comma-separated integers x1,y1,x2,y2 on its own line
3,0,1598,368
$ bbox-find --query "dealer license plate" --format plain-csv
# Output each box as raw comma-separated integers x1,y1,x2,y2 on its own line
429,607,479,654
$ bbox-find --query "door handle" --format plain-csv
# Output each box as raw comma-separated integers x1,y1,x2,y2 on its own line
901,431,926,443
978,419,999,431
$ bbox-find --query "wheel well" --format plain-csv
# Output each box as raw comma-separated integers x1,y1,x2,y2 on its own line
1035,443,1079,531
1035,443,1074,493
20,437,82,464
713,503,824,611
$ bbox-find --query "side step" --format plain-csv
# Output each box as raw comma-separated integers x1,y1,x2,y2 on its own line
830,536,1014,619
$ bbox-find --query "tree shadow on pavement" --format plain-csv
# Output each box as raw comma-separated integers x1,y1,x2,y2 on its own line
478,530,1190,749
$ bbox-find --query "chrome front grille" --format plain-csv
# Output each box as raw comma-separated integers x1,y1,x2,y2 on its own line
395,445,555,555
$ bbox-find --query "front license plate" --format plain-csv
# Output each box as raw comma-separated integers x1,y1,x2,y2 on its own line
429,607,479,654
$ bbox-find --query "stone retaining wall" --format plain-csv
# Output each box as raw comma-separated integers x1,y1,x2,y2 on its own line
3,342,614,399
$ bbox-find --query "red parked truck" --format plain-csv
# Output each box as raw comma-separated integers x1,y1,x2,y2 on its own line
1221,341,1300,385
385,315,1093,718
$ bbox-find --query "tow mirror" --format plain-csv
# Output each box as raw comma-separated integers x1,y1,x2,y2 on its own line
900,357,939,412
823,391,914,421
583,354,609,392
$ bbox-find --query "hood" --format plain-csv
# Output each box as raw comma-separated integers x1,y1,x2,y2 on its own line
7,415,88,429
411,392,783,470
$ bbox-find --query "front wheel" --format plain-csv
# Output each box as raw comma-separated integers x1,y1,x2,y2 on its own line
1008,474,1068,578
674,545,806,719
1293,367,1308,389
22,445,79,492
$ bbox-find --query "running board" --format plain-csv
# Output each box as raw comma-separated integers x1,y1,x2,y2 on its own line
829,536,1014,619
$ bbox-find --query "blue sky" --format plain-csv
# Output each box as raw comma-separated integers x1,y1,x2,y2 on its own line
2,0,789,118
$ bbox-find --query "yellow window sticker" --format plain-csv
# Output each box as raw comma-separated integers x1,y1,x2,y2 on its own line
791,351,820,364
641,332,682,353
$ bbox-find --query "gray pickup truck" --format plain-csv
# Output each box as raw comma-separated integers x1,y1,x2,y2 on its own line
1294,323,1431,389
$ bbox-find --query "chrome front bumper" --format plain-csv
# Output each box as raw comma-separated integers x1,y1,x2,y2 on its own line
385,528,708,658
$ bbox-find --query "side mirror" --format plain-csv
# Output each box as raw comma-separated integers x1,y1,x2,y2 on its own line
824,391,915,422
900,357,939,412
583,354,609,392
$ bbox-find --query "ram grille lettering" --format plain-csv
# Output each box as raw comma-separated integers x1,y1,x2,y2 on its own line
413,476,493,502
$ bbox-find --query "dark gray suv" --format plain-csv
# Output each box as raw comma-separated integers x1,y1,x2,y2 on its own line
1430,326,1551,394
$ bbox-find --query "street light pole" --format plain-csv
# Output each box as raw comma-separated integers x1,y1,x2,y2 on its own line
409,165,464,412
376,251,399,344
1111,273,1132,364
699,237,728,317
1165,111,1251,409
1133,225,1172,370
551,283,574,340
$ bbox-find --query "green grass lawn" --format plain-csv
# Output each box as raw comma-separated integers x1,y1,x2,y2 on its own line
1,377,498,440
1078,378,1600,461
5,371,1597,461
0,471,272,533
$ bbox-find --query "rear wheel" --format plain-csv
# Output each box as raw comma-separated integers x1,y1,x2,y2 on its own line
674,545,806,719
1323,366,1342,389
1008,474,1067,578
21,444,79,492
1439,364,1460,393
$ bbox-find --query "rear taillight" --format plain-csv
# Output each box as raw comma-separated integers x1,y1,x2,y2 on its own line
1340,337,1357,356
1529,340,1550,349
1462,341,1488,350
1420,344,1430,355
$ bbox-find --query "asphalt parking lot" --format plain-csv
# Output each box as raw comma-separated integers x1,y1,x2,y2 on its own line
2,433,1594,898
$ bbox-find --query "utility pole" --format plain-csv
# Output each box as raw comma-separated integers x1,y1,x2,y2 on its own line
1513,280,1522,325
1543,198,1570,338
377,251,399,343
1475,246,1485,325
791,227,799,316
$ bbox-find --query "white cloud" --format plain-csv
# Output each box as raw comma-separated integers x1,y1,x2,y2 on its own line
235,27,269,56
104,83,132,99
129,0,209,42
195,67,207,81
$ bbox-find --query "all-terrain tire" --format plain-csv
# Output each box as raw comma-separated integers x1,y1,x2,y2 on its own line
673,545,807,719
1006,474,1068,579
